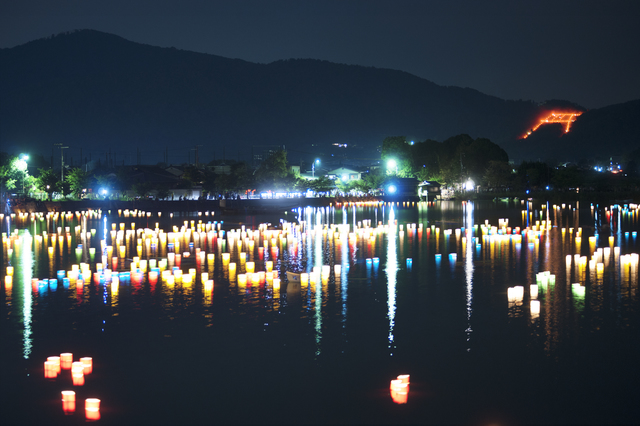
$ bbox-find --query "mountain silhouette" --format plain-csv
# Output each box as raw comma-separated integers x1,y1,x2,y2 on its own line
1,30,636,165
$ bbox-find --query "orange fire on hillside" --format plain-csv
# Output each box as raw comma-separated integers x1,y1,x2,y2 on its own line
523,111,582,139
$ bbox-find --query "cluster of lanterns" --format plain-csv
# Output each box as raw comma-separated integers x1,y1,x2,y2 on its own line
42,353,100,420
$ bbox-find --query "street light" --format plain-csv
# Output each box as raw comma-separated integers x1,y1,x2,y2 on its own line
387,159,398,175
312,159,320,178
465,178,475,191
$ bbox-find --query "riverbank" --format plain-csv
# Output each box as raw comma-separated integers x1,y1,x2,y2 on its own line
8,197,340,215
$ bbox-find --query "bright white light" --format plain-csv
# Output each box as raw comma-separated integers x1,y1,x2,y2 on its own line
16,158,28,172
341,174,348,182
465,179,475,191
388,185,397,194
387,159,397,171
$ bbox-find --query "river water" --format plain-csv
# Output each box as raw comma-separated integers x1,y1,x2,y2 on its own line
1,200,639,425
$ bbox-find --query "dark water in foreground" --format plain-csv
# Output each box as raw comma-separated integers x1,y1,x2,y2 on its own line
1,200,639,425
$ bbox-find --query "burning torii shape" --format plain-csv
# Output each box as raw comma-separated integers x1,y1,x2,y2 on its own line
523,111,582,139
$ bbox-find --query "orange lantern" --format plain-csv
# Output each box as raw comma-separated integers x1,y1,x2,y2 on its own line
60,353,73,370
61,390,76,414
390,375,410,404
80,357,93,374
72,371,85,386
47,356,61,374
44,361,57,378
85,398,101,421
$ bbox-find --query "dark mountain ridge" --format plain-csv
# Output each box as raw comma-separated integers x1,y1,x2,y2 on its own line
1,29,635,165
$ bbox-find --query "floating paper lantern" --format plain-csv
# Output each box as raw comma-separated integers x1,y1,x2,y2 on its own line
72,371,85,386
80,357,92,374
47,356,61,374
390,376,409,404
85,398,100,421
60,353,73,370
44,360,57,378
62,390,76,414
397,374,410,384
72,361,84,376
273,278,281,290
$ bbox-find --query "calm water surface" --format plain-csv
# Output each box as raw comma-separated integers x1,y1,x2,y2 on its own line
1,200,639,425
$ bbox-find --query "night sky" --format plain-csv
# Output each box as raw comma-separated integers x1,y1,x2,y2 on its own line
1,0,639,110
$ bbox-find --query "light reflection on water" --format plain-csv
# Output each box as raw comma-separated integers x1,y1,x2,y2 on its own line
386,206,397,355
1,201,640,423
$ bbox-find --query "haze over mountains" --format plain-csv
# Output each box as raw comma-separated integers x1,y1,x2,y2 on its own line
1,30,638,166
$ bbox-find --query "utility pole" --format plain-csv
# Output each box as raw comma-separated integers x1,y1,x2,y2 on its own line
194,145,202,168
55,143,69,181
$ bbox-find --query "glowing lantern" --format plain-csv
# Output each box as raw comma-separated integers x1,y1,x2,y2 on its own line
80,357,93,374
60,353,73,370
47,356,61,374
85,398,101,421
273,278,281,290
390,375,410,404
62,390,76,414
72,370,85,386
72,361,84,376
44,361,57,378
246,261,255,273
